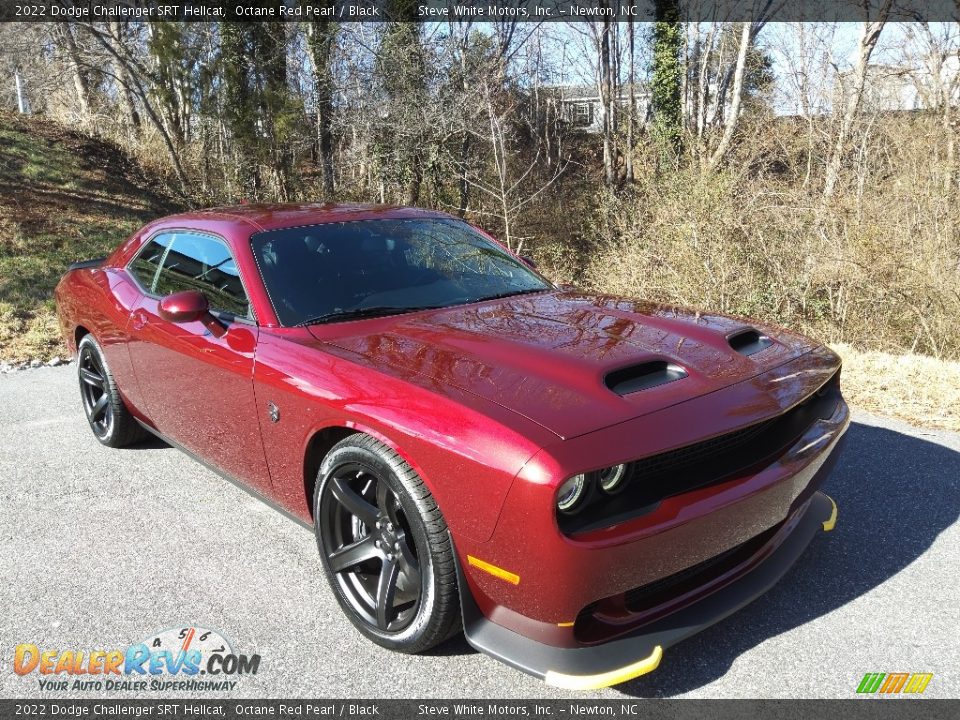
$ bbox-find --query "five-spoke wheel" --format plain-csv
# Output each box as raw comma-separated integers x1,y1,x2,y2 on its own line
78,341,113,440
320,462,423,631
76,334,147,447
315,435,460,652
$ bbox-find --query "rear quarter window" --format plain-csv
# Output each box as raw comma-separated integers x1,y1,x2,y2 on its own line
128,237,168,292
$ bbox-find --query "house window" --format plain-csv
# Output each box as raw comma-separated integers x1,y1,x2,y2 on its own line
573,102,593,126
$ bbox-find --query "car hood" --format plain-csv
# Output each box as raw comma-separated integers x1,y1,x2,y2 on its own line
309,290,818,439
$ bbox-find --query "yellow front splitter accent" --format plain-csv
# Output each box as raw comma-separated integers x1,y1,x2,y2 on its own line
544,645,663,690
822,495,838,532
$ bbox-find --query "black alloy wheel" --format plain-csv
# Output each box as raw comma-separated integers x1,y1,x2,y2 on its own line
76,334,147,448
78,343,113,440
320,461,422,631
314,434,460,652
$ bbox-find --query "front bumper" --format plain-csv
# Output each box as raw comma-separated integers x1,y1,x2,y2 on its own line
460,491,838,689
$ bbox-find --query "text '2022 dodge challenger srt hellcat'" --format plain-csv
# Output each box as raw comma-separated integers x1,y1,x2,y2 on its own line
55,203,848,690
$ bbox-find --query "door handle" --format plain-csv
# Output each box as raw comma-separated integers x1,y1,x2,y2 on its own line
131,310,147,331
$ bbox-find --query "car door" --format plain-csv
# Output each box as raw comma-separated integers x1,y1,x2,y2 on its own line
125,230,273,496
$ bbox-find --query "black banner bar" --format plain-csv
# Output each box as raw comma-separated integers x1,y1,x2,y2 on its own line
2,0,960,24
1,700,959,720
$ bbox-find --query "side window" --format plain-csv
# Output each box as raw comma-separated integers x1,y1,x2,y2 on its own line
133,232,251,319
128,235,171,292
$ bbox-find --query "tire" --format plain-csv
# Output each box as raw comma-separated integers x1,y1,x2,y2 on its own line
314,434,461,653
77,334,147,448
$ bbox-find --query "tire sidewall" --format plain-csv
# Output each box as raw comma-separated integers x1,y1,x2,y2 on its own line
77,335,119,446
314,442,440,651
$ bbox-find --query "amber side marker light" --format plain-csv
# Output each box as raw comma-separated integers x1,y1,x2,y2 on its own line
467,555,520,585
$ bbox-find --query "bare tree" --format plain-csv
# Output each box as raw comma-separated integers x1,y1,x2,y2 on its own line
823,2,893,199
625,17,635,183
768,22,838,187
57,23,92,122
306,6,339,198
586,15,618,186
78,23,191,193
109,22,140,131
707,23,752,170
457,80,568,252
901,22,960,193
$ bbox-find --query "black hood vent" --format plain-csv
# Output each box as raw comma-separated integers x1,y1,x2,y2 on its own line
605,361,687,396
728,328,773,356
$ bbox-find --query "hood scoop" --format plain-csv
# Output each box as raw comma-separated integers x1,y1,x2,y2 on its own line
728,328,773,356
605,360,688,396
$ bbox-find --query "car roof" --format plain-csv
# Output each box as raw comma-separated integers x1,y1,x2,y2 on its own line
160,203,450,234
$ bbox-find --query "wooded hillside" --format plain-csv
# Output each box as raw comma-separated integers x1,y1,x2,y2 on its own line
0,15,957,362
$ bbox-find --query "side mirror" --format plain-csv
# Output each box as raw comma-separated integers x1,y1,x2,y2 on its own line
158,290,210,324
520,255,537,269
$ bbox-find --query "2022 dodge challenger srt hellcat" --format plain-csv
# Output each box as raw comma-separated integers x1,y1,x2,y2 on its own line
55,203,848,689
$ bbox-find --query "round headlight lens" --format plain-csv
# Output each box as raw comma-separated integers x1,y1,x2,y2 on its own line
556,474,587,513
599,464,630,494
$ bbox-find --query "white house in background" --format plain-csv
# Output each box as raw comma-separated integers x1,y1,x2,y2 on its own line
836,56,960,112
548,85,651,133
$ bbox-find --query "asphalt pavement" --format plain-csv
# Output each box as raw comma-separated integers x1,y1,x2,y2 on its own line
1,364,957,699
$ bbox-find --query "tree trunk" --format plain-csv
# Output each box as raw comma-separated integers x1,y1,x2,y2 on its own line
458,133,471,216
307,13,337,198
823,14,889,200
258,20,291,201
651,0,684,168
14,68,28,114
625,18,635,183
220,22,255,198
694,23,717,156
707,23,751,171
108,22,140,131
405,153,422,206
945,101,956,194
60,24,91,120
598,15,614,187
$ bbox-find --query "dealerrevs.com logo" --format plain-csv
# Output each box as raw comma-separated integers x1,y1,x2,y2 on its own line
14,626,260,692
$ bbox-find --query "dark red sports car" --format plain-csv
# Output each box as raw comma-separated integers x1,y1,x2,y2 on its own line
55,204,847,689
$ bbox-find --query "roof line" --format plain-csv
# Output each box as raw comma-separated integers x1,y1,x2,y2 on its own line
197,210,267,232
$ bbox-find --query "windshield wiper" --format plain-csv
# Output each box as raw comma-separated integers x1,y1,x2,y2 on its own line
474,287,549,303
296,305,438,327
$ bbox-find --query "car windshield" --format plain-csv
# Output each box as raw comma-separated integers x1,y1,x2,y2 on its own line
251,218,552,326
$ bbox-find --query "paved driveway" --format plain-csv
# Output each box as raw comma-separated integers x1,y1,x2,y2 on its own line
1,365,957,698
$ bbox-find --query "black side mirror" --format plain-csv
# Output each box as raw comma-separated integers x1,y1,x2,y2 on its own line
520,255,537,270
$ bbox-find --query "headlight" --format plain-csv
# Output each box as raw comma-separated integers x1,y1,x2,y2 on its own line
598,463,630,494
556,474,587,514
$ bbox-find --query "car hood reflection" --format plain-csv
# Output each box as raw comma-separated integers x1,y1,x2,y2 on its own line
310,290,817,439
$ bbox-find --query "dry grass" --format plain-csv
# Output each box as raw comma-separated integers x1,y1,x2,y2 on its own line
574,113,960,362
832,343,960,433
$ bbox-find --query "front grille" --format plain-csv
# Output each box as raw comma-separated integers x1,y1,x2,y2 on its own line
631,416,776,482
574,519,786,642
558,371,841,535
623,520,783,612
